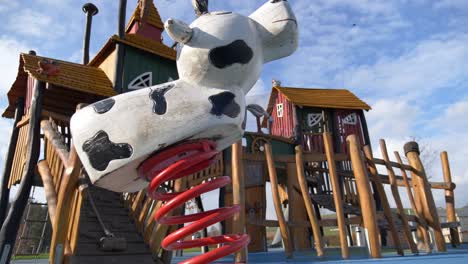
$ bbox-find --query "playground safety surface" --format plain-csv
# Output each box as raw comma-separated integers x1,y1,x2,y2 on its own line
172,243,468,263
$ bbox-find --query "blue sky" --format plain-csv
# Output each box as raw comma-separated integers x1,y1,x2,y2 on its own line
1,0,468,212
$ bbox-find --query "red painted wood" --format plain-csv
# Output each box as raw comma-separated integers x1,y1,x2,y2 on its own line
302,134,325,153
128,21,163,42
335,110,365,154
271,92,294,139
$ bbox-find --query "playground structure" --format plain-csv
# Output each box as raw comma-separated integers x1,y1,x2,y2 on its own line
0,1,463,264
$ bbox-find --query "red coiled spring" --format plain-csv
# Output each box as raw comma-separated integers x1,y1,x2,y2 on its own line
138,140,250,264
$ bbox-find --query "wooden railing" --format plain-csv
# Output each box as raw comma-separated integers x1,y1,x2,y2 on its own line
8,114,31,188
295,135,459,257
39,119,84,263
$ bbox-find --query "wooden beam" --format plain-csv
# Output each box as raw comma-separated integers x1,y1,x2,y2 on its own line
287,160,311,250
37,161,58,225
42,110,71,123
440,151,460,247
295,146,324,256
41,120,70,167
372,158,414,172
379,140,418,254
232,141,247,263
363,146,403,256
0,81,45,264
49,105,87,263
0,98,24,226
323,132,349,259
243,152,349,164
405,142,446,252
247,216,362,227
394,151,431,252
264,143,293,258
347,135,381,258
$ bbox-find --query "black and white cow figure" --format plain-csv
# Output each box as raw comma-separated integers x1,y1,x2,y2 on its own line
70,0,298,192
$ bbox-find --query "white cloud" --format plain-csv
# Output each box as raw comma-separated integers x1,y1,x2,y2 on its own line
346,33,468,99
366,98,420,140
0,118,13,180
434,0,468,10
367,97,468,207
0,36,30,94
426,99,468,206
34,0,71,7
0,0,18,12
8,9,66,39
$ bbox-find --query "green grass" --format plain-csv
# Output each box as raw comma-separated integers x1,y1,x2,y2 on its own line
12,253,49,260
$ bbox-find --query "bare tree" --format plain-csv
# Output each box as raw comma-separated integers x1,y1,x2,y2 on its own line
408,136,439,180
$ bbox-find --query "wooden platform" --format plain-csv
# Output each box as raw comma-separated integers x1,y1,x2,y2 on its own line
172,244,468,263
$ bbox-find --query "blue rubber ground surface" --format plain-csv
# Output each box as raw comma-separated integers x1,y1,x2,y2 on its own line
172,244,468,263
11,244,468,263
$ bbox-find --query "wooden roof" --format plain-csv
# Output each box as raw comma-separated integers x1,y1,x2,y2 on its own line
3,56,28,118
2,54,116,118
266,86,371,112
89,34,176,66
114,34,176,60
22,54,115,97
125,0,164,32
261,86,371,128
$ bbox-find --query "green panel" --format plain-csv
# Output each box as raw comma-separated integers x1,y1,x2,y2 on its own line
244,134,294,155
297,107,331,134
122,46,178,92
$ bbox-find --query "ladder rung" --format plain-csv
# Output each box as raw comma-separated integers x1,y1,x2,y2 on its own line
24,220,48,223
19,237,42,240
30,202,48,206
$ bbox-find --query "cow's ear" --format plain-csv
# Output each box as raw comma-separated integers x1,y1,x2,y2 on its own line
165,19,193,44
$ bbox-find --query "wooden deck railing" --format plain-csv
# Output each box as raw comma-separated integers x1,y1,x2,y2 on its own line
39,119,84,263
8,114,31,188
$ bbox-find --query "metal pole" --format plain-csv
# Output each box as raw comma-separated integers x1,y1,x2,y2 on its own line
82,3,99,65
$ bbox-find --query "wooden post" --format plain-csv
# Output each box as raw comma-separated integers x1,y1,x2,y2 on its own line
323,132,349,258
358,111,382,211
232,141,247,263
0,81,44,264
440,151,460,247
404,142,446,252
49,146,82,263
379,140,418,254
295,145,324,256
37,160,58,225
0,98,24,225
362,146,404,256
394,151,431,252
264,143,293,258
347,135,381,258
287,160,311,250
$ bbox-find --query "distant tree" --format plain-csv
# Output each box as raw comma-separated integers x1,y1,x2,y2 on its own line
408,136,439,180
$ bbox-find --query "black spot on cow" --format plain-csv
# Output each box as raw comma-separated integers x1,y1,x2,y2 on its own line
149,84,175,115
209,92,240,118
209,40,253,69
83,130,133,171
93,98,115,114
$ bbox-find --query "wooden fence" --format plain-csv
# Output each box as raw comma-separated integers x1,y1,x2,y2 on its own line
8,114,31,188
39,119,83,263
